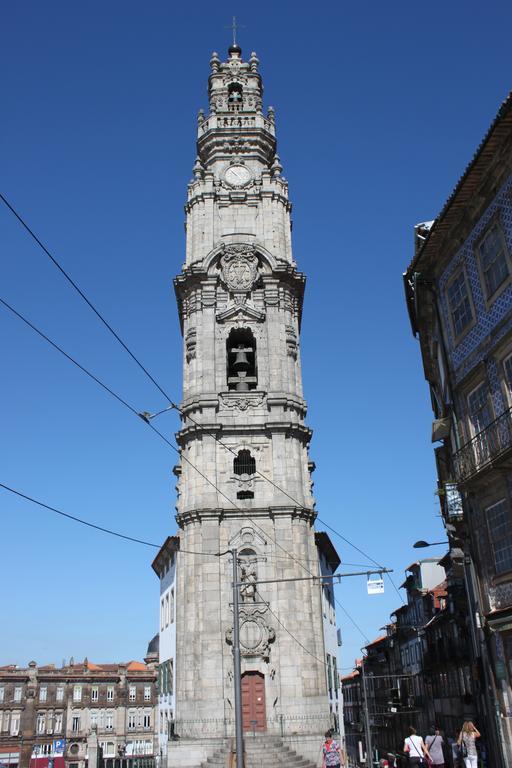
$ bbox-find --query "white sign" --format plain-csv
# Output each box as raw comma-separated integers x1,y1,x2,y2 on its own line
367,575,384,595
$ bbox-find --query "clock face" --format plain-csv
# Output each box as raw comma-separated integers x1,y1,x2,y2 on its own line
225,165,251,187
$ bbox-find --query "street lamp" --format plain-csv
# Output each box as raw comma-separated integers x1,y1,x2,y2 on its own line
413,540,448,548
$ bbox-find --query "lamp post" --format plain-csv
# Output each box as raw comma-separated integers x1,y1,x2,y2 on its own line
412,540,448,548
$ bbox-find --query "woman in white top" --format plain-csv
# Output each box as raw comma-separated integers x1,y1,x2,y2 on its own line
403,726,431,766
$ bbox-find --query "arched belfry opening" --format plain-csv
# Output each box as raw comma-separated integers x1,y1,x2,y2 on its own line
227,329,257,391
234,449,256,500
228,82,243,109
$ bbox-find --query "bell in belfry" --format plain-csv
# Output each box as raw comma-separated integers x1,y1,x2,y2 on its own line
233,345,250,371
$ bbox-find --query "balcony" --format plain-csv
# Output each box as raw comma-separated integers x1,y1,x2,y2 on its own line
453,407,512,484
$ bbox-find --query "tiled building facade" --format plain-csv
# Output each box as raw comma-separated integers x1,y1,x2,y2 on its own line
404,91,512,767
0,658,157,768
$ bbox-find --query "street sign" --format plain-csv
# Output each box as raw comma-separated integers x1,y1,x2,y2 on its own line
367,575,384,595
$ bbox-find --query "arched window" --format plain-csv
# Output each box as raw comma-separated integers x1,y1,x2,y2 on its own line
227,329,257,391
234,450,255,500
234,450,256,477
228,83,243,107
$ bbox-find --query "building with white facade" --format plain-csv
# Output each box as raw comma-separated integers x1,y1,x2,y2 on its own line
151,538,177,763
315,532,343,736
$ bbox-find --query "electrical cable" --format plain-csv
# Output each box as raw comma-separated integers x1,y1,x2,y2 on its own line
0,297,319,577
0,481,225,557
1,296,376,644
254,587,330,669
1,193,397,589
1,197,392,637
0,481,161,548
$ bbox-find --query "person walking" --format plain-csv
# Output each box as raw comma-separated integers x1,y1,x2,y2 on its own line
322,731,342,768
457,722,480,768
403,726,431,766
425,727,445,767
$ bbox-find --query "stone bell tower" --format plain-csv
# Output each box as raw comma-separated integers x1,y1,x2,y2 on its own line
172,43,330,752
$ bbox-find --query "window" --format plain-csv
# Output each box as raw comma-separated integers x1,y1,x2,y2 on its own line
10,713,20,736
37,713,46,734
447,269,474,338
39,686,47,702
170,588,175,623
144,686,151,702
486,499,512,575
73,685,82,702
227,329,257,391
13,687,22,703
129,685,136,702
90,712,98,728
160,598,165,631
165,593,169,627
143,713,151,729
128,712,136,730
228,83,243,106
0,687,4,703
56,686,64,702
72,714,81,733
105,743,115,757
467,383,493,436
106,686,114,702
478,222,510,299
54,713,63,733
105,712,113,731
91,686,98,702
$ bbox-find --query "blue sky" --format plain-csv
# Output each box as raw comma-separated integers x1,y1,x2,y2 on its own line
1,0,511,672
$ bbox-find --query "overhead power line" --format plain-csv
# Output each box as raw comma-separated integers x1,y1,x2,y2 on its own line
0,481,161,548
0,297,319,579
1,194,392,631
0,481,225,557
1,192,394,582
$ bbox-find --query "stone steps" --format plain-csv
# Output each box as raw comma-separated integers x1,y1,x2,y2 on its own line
199,736,318,768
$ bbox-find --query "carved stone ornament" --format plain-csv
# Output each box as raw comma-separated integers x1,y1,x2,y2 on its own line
219,391,265,411
220,245,259,293
225,611,276,660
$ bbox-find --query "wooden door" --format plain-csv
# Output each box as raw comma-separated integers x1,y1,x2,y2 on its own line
241,672,266,732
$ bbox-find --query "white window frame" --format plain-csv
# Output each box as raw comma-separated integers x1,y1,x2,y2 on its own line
13,687,22,703
91,686,99,702
10,712,20,736
56,686,64,702
39,686,47,702
143,685,151,702
106,685,114,702
0,687,4,703
73,685,82,702
105,712,113,731
37,712,46,734
129,685,136,702
54,712,63,733
72,714,81,732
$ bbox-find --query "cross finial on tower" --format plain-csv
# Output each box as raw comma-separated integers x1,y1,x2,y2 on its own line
226,16,245,46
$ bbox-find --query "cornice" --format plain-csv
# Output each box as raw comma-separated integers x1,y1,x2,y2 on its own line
176,504,317,528
176,420,312,446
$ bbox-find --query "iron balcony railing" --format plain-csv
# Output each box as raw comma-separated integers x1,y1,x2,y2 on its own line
453,406,512,483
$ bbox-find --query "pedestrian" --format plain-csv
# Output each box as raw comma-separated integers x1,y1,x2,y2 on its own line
322,730,342,768
457,722,480,768
403,726,431,766
425,726,445,767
